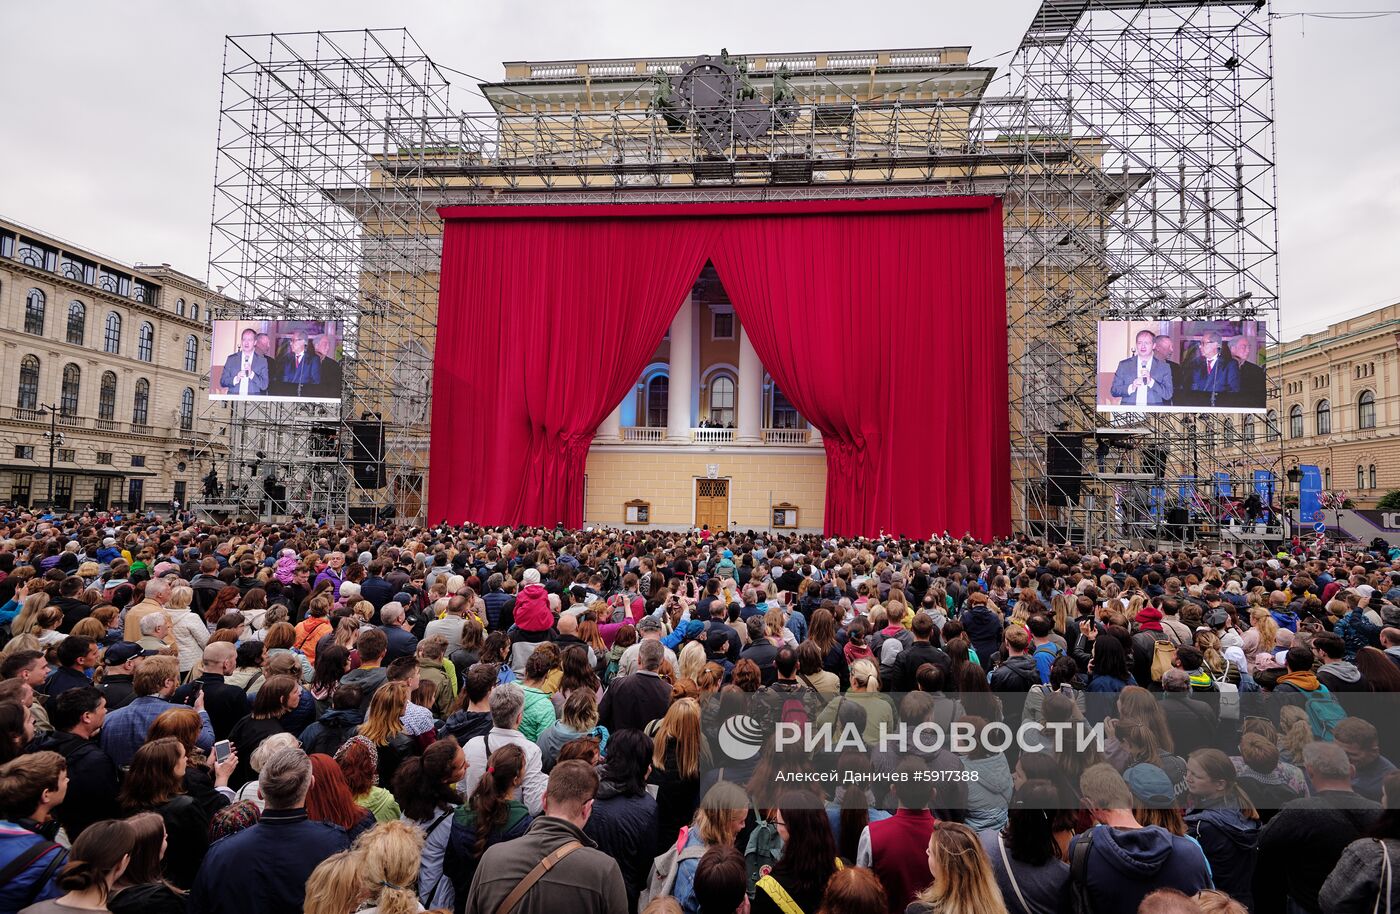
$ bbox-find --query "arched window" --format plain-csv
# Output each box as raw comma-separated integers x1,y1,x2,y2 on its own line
1242,415,1256,444
24,289,45,335
132,378,149,425
176,298,186,317
1371,464,1378,490
98,372,117,421
1359,390,1377,430
104,312,122,354
1316,399,1331,436
645,374,668,428
190,303,199,322
1324,467,1332,489
1359,466,1367,491
17,356,39,410
137,321,154,362
1265,410,1280,442
770,383,799,430
179,388,194,431
709,374,735,427
184,336,198,373
66,301,85,345
1289,405,1304,439
60,364,80,417
1223,419,1235,447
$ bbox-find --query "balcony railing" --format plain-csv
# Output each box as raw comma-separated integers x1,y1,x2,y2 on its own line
94,419,119,432
9,407,43,422
129,423,152,436
621,426,665,442
56,414,85,429
763,428,811,445
692,427,734,444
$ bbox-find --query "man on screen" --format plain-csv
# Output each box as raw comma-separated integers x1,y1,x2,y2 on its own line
218,328,269,397
1186,330,1240,407
1154,334,1185,398
274,329,321,397
314,334,342,399
1110,329,1174,407
1230,336,1266,408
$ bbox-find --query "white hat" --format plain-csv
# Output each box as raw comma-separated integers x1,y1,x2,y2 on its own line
523,568,541,585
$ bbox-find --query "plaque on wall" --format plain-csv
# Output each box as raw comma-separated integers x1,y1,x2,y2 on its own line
772,502,798,528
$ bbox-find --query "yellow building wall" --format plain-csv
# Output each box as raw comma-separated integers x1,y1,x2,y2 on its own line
584,448,826,529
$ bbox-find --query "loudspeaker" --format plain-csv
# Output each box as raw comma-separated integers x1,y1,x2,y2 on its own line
1142,446,1168,480
349,420,386,489
1046,434,1084,506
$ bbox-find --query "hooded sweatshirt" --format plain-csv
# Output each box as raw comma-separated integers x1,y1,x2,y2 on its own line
1070,824,1212,914
513,583,553,633
1184,803,1259,909
1317,659,1366,693
1274,669,1320,692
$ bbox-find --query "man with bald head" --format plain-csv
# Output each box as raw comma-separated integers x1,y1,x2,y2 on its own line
553,611,598,668
173,642,249,739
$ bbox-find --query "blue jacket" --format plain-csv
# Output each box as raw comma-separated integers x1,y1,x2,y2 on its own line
1334,609,1381,660
1109,355,1174,405
188,808,349,914
1184,805,1258,910
1186,357,1240,400
100,695,214,768
0,821,65,912
584,781,659,909
1069,824,1212,914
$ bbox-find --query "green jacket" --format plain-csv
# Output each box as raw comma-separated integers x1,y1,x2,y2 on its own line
521,685,558,743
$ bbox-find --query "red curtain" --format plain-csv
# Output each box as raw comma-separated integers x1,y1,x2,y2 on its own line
430,217,714,526
431,198,1009,538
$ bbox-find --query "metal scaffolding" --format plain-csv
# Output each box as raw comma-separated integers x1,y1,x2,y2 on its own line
206,1,1280,542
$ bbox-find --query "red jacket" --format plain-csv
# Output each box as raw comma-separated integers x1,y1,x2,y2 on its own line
869,809,937,913
513,583,553,632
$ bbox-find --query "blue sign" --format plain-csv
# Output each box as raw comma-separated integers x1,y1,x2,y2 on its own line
1253,470,1275,505
1299,465,1324,523
1314,521,1327,534
1214,472,1232,498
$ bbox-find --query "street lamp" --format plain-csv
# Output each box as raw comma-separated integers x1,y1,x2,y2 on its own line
39,403,64,510
1286,463,1301,540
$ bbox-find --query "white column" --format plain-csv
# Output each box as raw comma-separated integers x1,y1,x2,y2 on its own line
667,298,694,441
737,323,763,443
597,402,622,441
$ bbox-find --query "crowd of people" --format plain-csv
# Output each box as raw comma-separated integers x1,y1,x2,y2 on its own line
2,510,1400,914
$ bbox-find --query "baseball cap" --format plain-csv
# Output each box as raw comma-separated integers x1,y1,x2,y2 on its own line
1205,609,1229,628
1122,763,1175,807
637,615,663,633
104,642,143,666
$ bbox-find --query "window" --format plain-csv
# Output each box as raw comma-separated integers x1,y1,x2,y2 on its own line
56,448,75,463
137,321,153,362
24,289,45,335
16,239,57,271
1242,415,1256,444
98,372,117,421
0,232,13,258
1223,419,1235,447
1316,399,1331,436
712,310,734,340
60,255,96,285
1371,465,1379,490
98,269,129,297
709,374,735,427
14,445,34,460
66,301,85,345
60,364,80,417
1325,467,1332,490
53,475,73,510
771,384,799,429
131,455,146,467
645,374,669,427
1289,405,1304,439
96,452,112,465
179,388,194,431
132,281,156,306
17,356,39,410
176,298,185,316
132,378,149,425
11,472,31,508
1265,410,1279,442
104,312,122,354
1359,466,1367,490
190,303,199,322
184,336,198,372
1359,390,1377,430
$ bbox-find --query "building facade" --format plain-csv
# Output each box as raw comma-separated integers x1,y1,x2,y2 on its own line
0,217,221,512
1271,302,1400,507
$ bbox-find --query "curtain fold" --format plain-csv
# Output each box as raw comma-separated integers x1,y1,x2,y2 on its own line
431,198,1008,538
430,217,713,526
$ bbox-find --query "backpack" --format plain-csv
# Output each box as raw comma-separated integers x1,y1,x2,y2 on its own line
1068,828,1096,914
1303,685,1346,740
1033,642,1063,677
1150,638,1177,683
745,816,784,897
638,826,707,908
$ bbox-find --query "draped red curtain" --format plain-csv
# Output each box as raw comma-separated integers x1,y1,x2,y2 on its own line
430,217,714,526
432,198,1009,538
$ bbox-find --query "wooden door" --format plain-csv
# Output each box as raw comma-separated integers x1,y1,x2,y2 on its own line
695,478,729,531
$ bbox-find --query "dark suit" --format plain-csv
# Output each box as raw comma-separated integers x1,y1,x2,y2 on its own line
219,350,269,396
1235,359,1266,409
1186,356,1241,407
315,356,342,399
1109,355,1174,406
274,350,321,396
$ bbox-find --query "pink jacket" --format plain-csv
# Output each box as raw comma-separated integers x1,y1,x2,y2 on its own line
513,583,554,632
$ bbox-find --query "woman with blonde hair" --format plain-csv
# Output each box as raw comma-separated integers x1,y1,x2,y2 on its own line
650,697,706,849
165,584,210,675
359,680,419,786
9,591,51,636
1243,607,1280,672
672,780,751,913
677,640,706,684
303,851,368,914
345,820,425,914
908,821,1008,914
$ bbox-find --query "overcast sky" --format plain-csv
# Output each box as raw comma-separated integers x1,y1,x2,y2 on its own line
0,1,1395,339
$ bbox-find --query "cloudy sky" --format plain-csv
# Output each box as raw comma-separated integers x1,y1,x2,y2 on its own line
1,1,1395,338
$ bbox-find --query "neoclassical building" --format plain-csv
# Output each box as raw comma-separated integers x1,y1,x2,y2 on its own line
1270,301,1400,506
0,216,222,511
